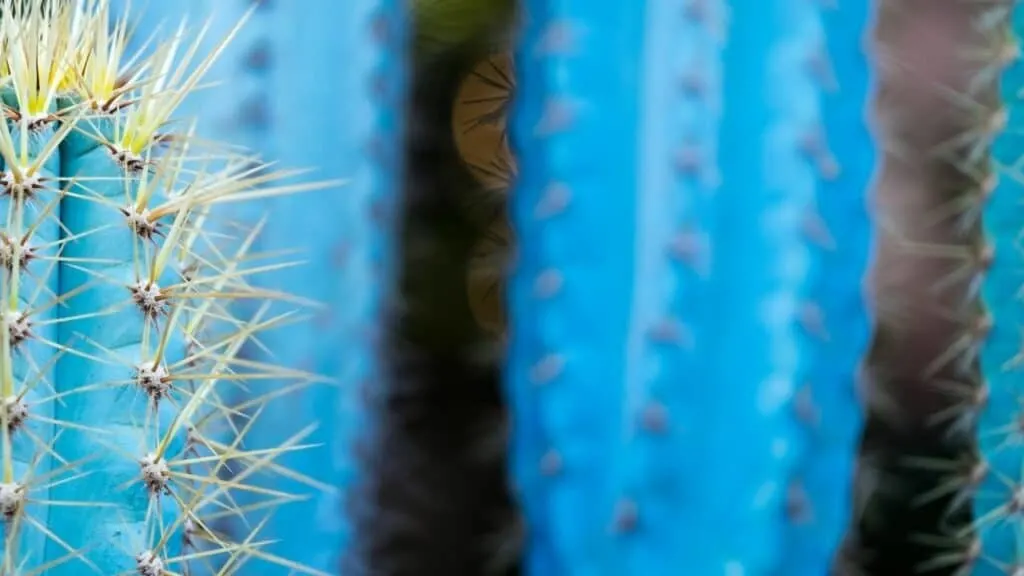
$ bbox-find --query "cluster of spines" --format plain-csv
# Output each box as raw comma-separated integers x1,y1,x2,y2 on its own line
452,50,516,233
234,0,409,573
0,2,333,574
862,2,1024,575
973,1,1024,575
779,0,878,573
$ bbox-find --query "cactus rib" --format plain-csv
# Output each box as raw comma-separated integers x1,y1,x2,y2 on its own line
975,2,1024,575
778,0,879,573
705,0,818,571
0,3,66,570
237,0,409,573
507,1,646,573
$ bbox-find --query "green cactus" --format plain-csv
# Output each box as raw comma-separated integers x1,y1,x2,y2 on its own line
0,1,333,574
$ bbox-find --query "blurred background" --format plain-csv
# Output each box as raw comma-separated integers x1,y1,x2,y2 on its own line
112,0,985,573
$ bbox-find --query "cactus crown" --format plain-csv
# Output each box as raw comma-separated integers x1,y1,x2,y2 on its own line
0,1,333,574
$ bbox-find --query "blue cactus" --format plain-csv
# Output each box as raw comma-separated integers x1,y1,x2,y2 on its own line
506,0,879,573
236,0,409,573
104,1,411,572
975,3,1024,576
702,0,822,571
506,1,646,573
778,1,878,573
0,1,341,574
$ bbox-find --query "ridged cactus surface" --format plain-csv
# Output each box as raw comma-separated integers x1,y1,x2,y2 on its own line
709,0,819,571
509,0,875,574
976,2,1024,575
779,1,877,573
507,1,644,573
243,0,408,573
0,2,333,574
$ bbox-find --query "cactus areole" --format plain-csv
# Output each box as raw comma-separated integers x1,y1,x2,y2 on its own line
0,1,334,574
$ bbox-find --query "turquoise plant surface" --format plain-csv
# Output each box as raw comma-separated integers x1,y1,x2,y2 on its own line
507,0,876,574
507,0,642,573
976,2,1024,575
0,1,334,574
243,0,409,572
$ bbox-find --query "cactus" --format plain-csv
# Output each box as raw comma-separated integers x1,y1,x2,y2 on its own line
507,0,877,573
0,1,341,574
506,0,647,572
78,1,412,573
780,1,878,573
230,0,409,573
975,2,1024,575
707,0,822,571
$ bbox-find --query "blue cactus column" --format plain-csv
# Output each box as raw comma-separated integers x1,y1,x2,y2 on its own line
506,0,727,572
106,2,275,567
704,0,819,572
777,0,878,574
109,0,269,217
0,96,63,574
241,0,409,573
975,3,1024,576
510,0,873,573
506,1,643,573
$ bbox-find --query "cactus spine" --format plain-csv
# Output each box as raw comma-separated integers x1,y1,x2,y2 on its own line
975,2,1024,575
779,1,878,573
0,3,64,571
507,1,646,573
0,1,334,574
